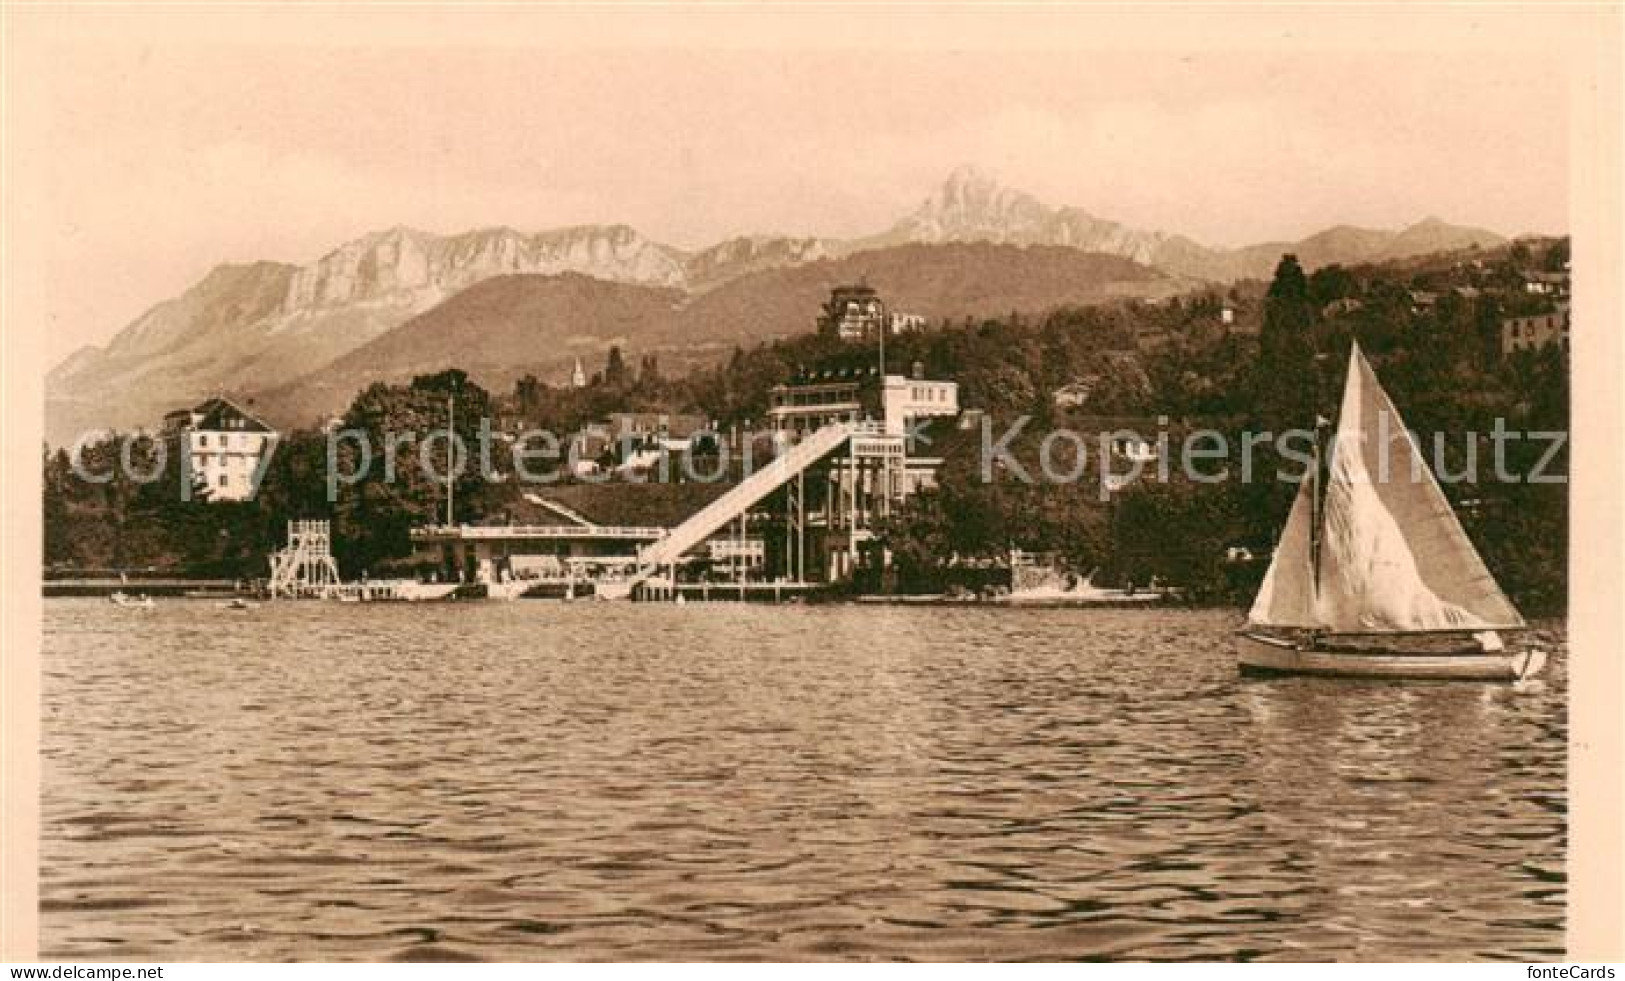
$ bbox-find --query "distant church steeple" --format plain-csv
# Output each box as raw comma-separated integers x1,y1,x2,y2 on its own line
569,357,587,389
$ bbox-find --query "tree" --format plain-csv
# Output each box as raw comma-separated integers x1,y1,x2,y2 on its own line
514,374,547,417
330,371,505,573
1542,239,1570,272
1110,478,1245,600
1262,254,1312,349
638,354,662,385
604,346,630,387
1306,264,1358,308
961,365,1036,414
1256,254,1318,427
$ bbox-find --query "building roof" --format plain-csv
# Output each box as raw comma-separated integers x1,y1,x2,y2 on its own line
780,364,882,388
173,396,276,433
530,480,739,529
828,283,880,301
607,412,711,439
1502,305,1570,327
1525,270,1569,284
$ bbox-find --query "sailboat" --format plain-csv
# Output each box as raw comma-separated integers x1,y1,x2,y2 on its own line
1237,342,1548,682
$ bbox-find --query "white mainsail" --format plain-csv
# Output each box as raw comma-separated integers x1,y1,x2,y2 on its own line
1312,342,1524,632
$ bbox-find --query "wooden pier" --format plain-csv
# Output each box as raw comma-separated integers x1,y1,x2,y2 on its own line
634,580,828,603
43,578,247,598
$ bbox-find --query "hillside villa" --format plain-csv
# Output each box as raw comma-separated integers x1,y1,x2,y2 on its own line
161,397,278,502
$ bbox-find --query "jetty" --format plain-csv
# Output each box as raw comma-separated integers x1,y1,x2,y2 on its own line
43,577,247,598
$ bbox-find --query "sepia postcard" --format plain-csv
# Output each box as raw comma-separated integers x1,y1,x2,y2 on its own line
2,3,1622,967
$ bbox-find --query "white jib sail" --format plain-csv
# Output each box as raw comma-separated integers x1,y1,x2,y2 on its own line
1248,473,1320,628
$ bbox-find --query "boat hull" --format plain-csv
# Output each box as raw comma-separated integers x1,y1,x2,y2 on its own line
329,581,459,602
480,580,532,601
1236,631,1546,682
389,582,460,602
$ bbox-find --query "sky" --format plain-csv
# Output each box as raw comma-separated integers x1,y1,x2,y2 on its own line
12,15,1572,365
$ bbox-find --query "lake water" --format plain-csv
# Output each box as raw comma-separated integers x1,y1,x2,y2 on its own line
40,600,1566,961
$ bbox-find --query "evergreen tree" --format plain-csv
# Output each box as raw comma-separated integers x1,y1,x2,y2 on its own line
604,346,630,387
1256,254,1318,427
1262,254,1312,356
638,354,661,385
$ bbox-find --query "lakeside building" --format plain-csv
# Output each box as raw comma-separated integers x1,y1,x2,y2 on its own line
553,412,715,479
1044,412,1186,495
1521,270,1570,299
767,361,958,438
819,283,888,341
1501,304,1570,356
817,283,927,342
412,521,668,589
1408,289,1440,313
606,412,711,453
1052,380,1096,410
161,396,277,501
410,489,691,588
409,482,776,592
890,312,928,334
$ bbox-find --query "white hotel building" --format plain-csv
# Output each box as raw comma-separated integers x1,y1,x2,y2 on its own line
162,397,278,501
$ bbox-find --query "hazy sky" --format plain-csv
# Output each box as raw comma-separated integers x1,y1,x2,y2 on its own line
15,19,1571,364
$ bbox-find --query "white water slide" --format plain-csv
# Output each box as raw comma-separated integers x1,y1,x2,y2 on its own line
633,422,862,577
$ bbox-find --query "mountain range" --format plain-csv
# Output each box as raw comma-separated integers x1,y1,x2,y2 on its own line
249,244,1178,427
46,165,1508,445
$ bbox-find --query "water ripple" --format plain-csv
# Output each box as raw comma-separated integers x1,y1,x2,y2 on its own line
41,601,1565,961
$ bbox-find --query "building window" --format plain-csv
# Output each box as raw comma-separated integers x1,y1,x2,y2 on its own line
218,474,228,487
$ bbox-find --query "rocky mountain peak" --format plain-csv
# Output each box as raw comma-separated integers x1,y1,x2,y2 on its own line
902,166,1049,241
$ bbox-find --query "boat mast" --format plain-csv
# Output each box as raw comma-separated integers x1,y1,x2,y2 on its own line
446,392,455,527
1309,415,1323,594
1307,349,1333,598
